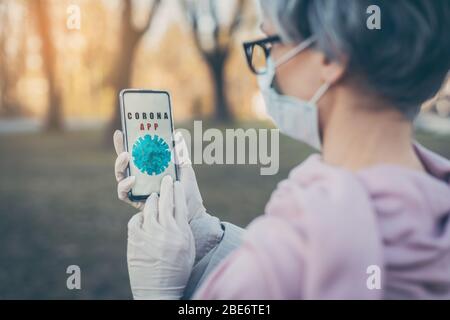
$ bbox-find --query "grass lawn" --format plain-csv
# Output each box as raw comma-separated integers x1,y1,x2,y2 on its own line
0,122,449,299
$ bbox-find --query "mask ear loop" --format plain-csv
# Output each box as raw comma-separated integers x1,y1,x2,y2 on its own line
274,36,317,68
310,82,331,105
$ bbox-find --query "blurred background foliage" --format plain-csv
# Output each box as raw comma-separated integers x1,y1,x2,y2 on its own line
0,0,268,131
0,0,449,299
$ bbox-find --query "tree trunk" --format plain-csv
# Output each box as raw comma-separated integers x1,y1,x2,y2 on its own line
0,7,26,118
205,52,232,122
109,38,137,134
106,0,161,139
33,0,63,132
211,59,231,122
46,86,62,131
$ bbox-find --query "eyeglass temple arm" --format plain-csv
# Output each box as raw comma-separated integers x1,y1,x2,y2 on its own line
274,36,317,68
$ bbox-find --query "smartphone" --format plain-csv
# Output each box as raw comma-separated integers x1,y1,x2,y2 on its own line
119,89,178,201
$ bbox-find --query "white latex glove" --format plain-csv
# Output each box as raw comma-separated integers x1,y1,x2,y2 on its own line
114,130,207,221
172,131,208,222
127,175,195,300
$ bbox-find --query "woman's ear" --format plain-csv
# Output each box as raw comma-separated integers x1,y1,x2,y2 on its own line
319,52,347,84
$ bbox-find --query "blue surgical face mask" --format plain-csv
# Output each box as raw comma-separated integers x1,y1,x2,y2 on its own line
257,36,330,151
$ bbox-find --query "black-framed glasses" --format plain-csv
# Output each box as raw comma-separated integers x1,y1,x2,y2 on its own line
243,35,281,75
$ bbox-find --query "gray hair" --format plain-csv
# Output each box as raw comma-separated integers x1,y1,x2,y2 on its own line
260,0,450,119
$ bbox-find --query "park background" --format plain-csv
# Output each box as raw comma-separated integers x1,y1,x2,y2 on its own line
0,0,449,299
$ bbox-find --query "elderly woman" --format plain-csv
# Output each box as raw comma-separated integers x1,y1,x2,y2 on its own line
113,0,450,299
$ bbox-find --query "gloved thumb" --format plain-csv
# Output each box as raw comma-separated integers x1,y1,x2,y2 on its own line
173,131,191,168
173,181,190,230
143,193,158,233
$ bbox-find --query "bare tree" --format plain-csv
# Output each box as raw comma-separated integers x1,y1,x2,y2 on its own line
181,0,246,122
0,0,27,117
0,1,11,115
108,0,161,135
31,0,63,131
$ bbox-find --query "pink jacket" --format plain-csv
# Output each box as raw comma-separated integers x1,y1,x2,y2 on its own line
195,144,450,299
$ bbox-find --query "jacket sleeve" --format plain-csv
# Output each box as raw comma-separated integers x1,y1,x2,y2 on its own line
192,163,384,300
182,218,245,299
192,214,309,299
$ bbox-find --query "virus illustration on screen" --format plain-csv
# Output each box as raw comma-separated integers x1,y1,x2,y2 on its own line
132,135,171,175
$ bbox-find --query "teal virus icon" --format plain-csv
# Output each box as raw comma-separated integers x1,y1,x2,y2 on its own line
132,135,171,175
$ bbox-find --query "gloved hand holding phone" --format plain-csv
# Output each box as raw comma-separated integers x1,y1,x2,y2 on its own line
127,175,195,300
114,130,208,221
114,130,223,299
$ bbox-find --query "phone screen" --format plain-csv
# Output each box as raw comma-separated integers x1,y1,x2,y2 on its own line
120,90,177,199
